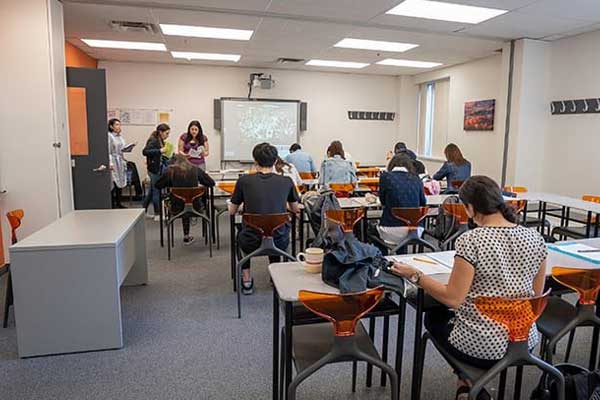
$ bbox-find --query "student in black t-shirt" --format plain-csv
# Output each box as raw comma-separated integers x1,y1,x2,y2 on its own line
229,143,300,295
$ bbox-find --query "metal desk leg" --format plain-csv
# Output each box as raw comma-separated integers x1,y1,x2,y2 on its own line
159,189,164,247
541,202,548,237
284,302,293,400
299,209,305,252
410,289,425,400
291,214,297,257
595,214,599,237
395,295,406,399
273,287,280,400
586,211,593,238
210,187,216,244
230,214,236,290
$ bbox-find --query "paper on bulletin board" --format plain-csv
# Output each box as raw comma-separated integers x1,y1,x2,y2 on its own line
108,108,172,126
158,111,171,123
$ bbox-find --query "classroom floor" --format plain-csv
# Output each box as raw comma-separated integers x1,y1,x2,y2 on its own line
0,214,593,399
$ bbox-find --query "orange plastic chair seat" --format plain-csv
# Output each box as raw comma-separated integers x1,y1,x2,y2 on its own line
506,199,527,214
442,203,469,224
7,209,24,245
552,267,600,305
299,172,317,180
451,180,465,189
582,195,600,223
474,290,550,342
326,209,364,233
217,181,237,194
504,186,528,194
171,187,206,205
243,213,290,237
298,288,384,336
390,207,429,229
329,183,355,198
357,168,380,178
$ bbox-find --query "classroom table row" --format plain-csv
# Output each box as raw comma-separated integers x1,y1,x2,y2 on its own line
269,237,600,400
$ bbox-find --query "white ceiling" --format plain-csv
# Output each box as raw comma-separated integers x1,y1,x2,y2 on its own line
63,0,600,76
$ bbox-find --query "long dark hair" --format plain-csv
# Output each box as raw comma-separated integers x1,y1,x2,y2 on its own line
459,176,517,223
444,143,467,165
151,123,170,144
185,120,205,146
169,154,197,183
275,157,292,174
108,118,120,133
327,140,345,159
393,142,408,154
387,153,416,175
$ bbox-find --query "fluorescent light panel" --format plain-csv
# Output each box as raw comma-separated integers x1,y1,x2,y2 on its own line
334,38,418,53
160,24,253,40
377,58,442,68
306,59,369,69
386,0,507,24
171,51,241,62
82,39,166,51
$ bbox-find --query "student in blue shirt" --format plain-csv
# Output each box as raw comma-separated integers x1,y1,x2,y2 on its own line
284,143,316,174
433,143,472,193
318,141,357,187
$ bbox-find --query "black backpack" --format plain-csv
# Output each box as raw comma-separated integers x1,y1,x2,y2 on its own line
530,364,600,400
302,189,341,249
430,195,460,241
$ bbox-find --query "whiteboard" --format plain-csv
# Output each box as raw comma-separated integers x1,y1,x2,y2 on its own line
221,99,299,162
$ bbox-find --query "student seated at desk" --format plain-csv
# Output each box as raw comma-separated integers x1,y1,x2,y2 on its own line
155,155,215,245
229,143,300,295
275,157,302,186
391,176,546,399
284,143,316,174
375,154,427,254
318,141,357,187
387,141,417,161
433,143,471,193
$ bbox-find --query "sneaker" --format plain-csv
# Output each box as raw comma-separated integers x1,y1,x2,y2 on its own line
153,215,160,222
183,236,195,246
242,278,255,295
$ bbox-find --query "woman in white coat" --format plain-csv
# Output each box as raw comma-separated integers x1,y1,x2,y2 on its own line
108,118,128,208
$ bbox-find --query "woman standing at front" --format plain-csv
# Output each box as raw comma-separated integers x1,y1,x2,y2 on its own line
142,123,170,220
178,120,209,170
108,118,127,208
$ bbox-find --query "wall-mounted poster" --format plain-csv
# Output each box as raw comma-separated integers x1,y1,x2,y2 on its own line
464,99,495,131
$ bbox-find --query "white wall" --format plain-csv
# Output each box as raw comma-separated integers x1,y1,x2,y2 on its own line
99,61,401,178
397,51,510,181
543,30,600,197
0,0,72,256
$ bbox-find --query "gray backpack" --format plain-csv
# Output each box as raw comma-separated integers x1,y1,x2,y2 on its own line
302,189,341,249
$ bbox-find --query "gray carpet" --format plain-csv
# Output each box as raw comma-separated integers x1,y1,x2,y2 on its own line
0,215,595,399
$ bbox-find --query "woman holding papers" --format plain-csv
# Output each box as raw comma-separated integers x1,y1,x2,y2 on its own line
178,120,209,170
108,118,133,208
391,176,547,399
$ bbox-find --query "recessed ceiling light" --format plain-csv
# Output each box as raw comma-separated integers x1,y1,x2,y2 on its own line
160,24,253,40
171,51,241,62
306,59,369,69
334,38,418,53
81,39,166,51
377,59,442,68
386,0,507,24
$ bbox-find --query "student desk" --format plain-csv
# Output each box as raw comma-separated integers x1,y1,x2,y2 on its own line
269,261,406,400
516,192,600,238
9,209,147,358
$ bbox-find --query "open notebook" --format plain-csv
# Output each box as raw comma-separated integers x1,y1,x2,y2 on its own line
548,243,600,265
386,255,452,276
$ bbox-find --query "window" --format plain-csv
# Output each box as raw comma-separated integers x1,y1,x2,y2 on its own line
417,79,449,158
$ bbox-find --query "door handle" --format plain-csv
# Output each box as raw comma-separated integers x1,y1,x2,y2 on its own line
93,164,107,172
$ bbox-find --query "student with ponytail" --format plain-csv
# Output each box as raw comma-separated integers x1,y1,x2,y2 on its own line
142,123,170,220
391,176,547,399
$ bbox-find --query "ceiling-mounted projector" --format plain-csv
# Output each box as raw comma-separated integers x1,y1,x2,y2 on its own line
250,73,275,89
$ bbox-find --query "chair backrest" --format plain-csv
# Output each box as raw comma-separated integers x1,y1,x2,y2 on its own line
391,207,430,229
442,203,469,224
359,177,379,192
217,181,236,194
325,208,364,233
357,167,380,178
329,183,356,198
505,199,527,214
242,213,290,237
583,195,600,204
6,209,24,245
299,172,317,180
171,187,206,205
298,287,384,336
552,267,600,306
451,180,465,190
474,290,550,342
504,186,528,194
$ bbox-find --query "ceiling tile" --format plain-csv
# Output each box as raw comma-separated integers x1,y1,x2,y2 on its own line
104,0,272,12
516,0,600,22
151,9,262,31
266,0,400,21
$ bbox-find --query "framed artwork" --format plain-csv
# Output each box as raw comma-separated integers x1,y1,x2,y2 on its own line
464,99,495,131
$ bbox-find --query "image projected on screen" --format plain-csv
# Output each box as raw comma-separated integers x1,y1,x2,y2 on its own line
222,100,299,161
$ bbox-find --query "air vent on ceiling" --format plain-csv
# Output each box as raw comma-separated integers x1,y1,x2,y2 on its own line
276,57,306,64
110,21,159,34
